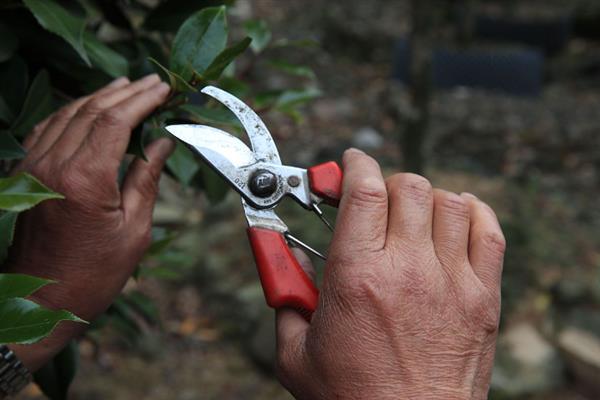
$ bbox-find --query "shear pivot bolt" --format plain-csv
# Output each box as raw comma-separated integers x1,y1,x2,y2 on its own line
249,169,278,197
287,176,301,187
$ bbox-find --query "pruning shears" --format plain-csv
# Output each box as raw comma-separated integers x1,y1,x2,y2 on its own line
165,86,342,320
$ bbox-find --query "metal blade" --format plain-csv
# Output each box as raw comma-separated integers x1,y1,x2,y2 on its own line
201,86,282,165
165,124,258,197
165,124,256,167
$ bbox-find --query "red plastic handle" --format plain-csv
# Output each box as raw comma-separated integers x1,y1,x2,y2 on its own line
247,227,319,321
308,161,342,207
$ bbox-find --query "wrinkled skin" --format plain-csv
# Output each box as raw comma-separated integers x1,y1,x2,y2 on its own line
3,74,505,399
5,75,174,371
276,149,505,400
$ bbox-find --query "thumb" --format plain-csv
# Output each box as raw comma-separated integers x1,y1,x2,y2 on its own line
275,248,314,384
121,138,175,221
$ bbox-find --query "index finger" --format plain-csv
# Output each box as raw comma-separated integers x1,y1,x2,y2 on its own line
329,148,388,258
75,81,170,166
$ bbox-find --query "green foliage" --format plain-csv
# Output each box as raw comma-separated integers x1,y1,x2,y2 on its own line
169,6,228,81
0,273,51,300
22,0,90,65
0,297,85,345
245,19,272,53
0,173,63,212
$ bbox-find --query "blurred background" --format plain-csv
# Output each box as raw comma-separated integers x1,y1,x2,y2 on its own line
13,0,600,399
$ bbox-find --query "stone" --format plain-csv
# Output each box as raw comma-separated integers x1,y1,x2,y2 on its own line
492,323,563,396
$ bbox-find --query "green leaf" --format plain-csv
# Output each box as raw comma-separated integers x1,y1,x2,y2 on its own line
33,340,79,400
179,104,241,127
0,97,15,125
22,0,90,66
11,70,53,138
0,131,25,159
0,173,63,212
276,87,322,110
0,212,18,263
0,273,53,302
201,164,229,203
218,77,250,98
83,32,129,78
148,57,196,93
0,298,85,345
146,228,177,257
0,24,18,63
169,6,228,81
124,291,159,324
166,141,200,186
268,60,316,79
0,56,29,116
244,19,271,53
202,37,251,80
126,124,147,161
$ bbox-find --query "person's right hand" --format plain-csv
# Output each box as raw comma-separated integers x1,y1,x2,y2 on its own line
276,149,505,400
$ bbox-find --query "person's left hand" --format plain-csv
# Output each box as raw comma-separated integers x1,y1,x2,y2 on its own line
4,74,173,370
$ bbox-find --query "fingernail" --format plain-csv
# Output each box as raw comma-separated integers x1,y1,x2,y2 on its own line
107,76,129,87
461,192,478,200
156,82,171,94
141,73,160,83
157,138,175,156
344,147,365,156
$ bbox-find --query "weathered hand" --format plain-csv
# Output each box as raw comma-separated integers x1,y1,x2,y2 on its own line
5,75,173,370
276,149,505,400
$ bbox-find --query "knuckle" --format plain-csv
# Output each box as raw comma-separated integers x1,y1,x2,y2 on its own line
30,121,46,137
94,109,126,129
400,173,433,204
137,166,161,199
438,191,469,220
345,177,387,208
54,104,75,121
80,99,106,117
467,290,500,334
480,231,507,258
331,257,389,302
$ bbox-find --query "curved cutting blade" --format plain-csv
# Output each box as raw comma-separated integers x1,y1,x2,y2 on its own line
201,86,282,165
165,124,257,194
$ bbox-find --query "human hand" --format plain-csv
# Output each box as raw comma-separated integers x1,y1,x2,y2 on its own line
276,149,505,400
5,74,173,369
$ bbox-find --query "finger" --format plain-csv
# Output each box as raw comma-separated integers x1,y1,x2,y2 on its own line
291,247,316,282
384,172,433,249
275,248,314,385
331,148,388,256
26,77,130,159
461,193,506,292
432,189,470,271
48,74,161,160
121,138,175,222
22,115,52,150
76,80,170,165
276,308,309,386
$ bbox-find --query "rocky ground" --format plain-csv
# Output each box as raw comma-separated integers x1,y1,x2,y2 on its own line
17,0,600,399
